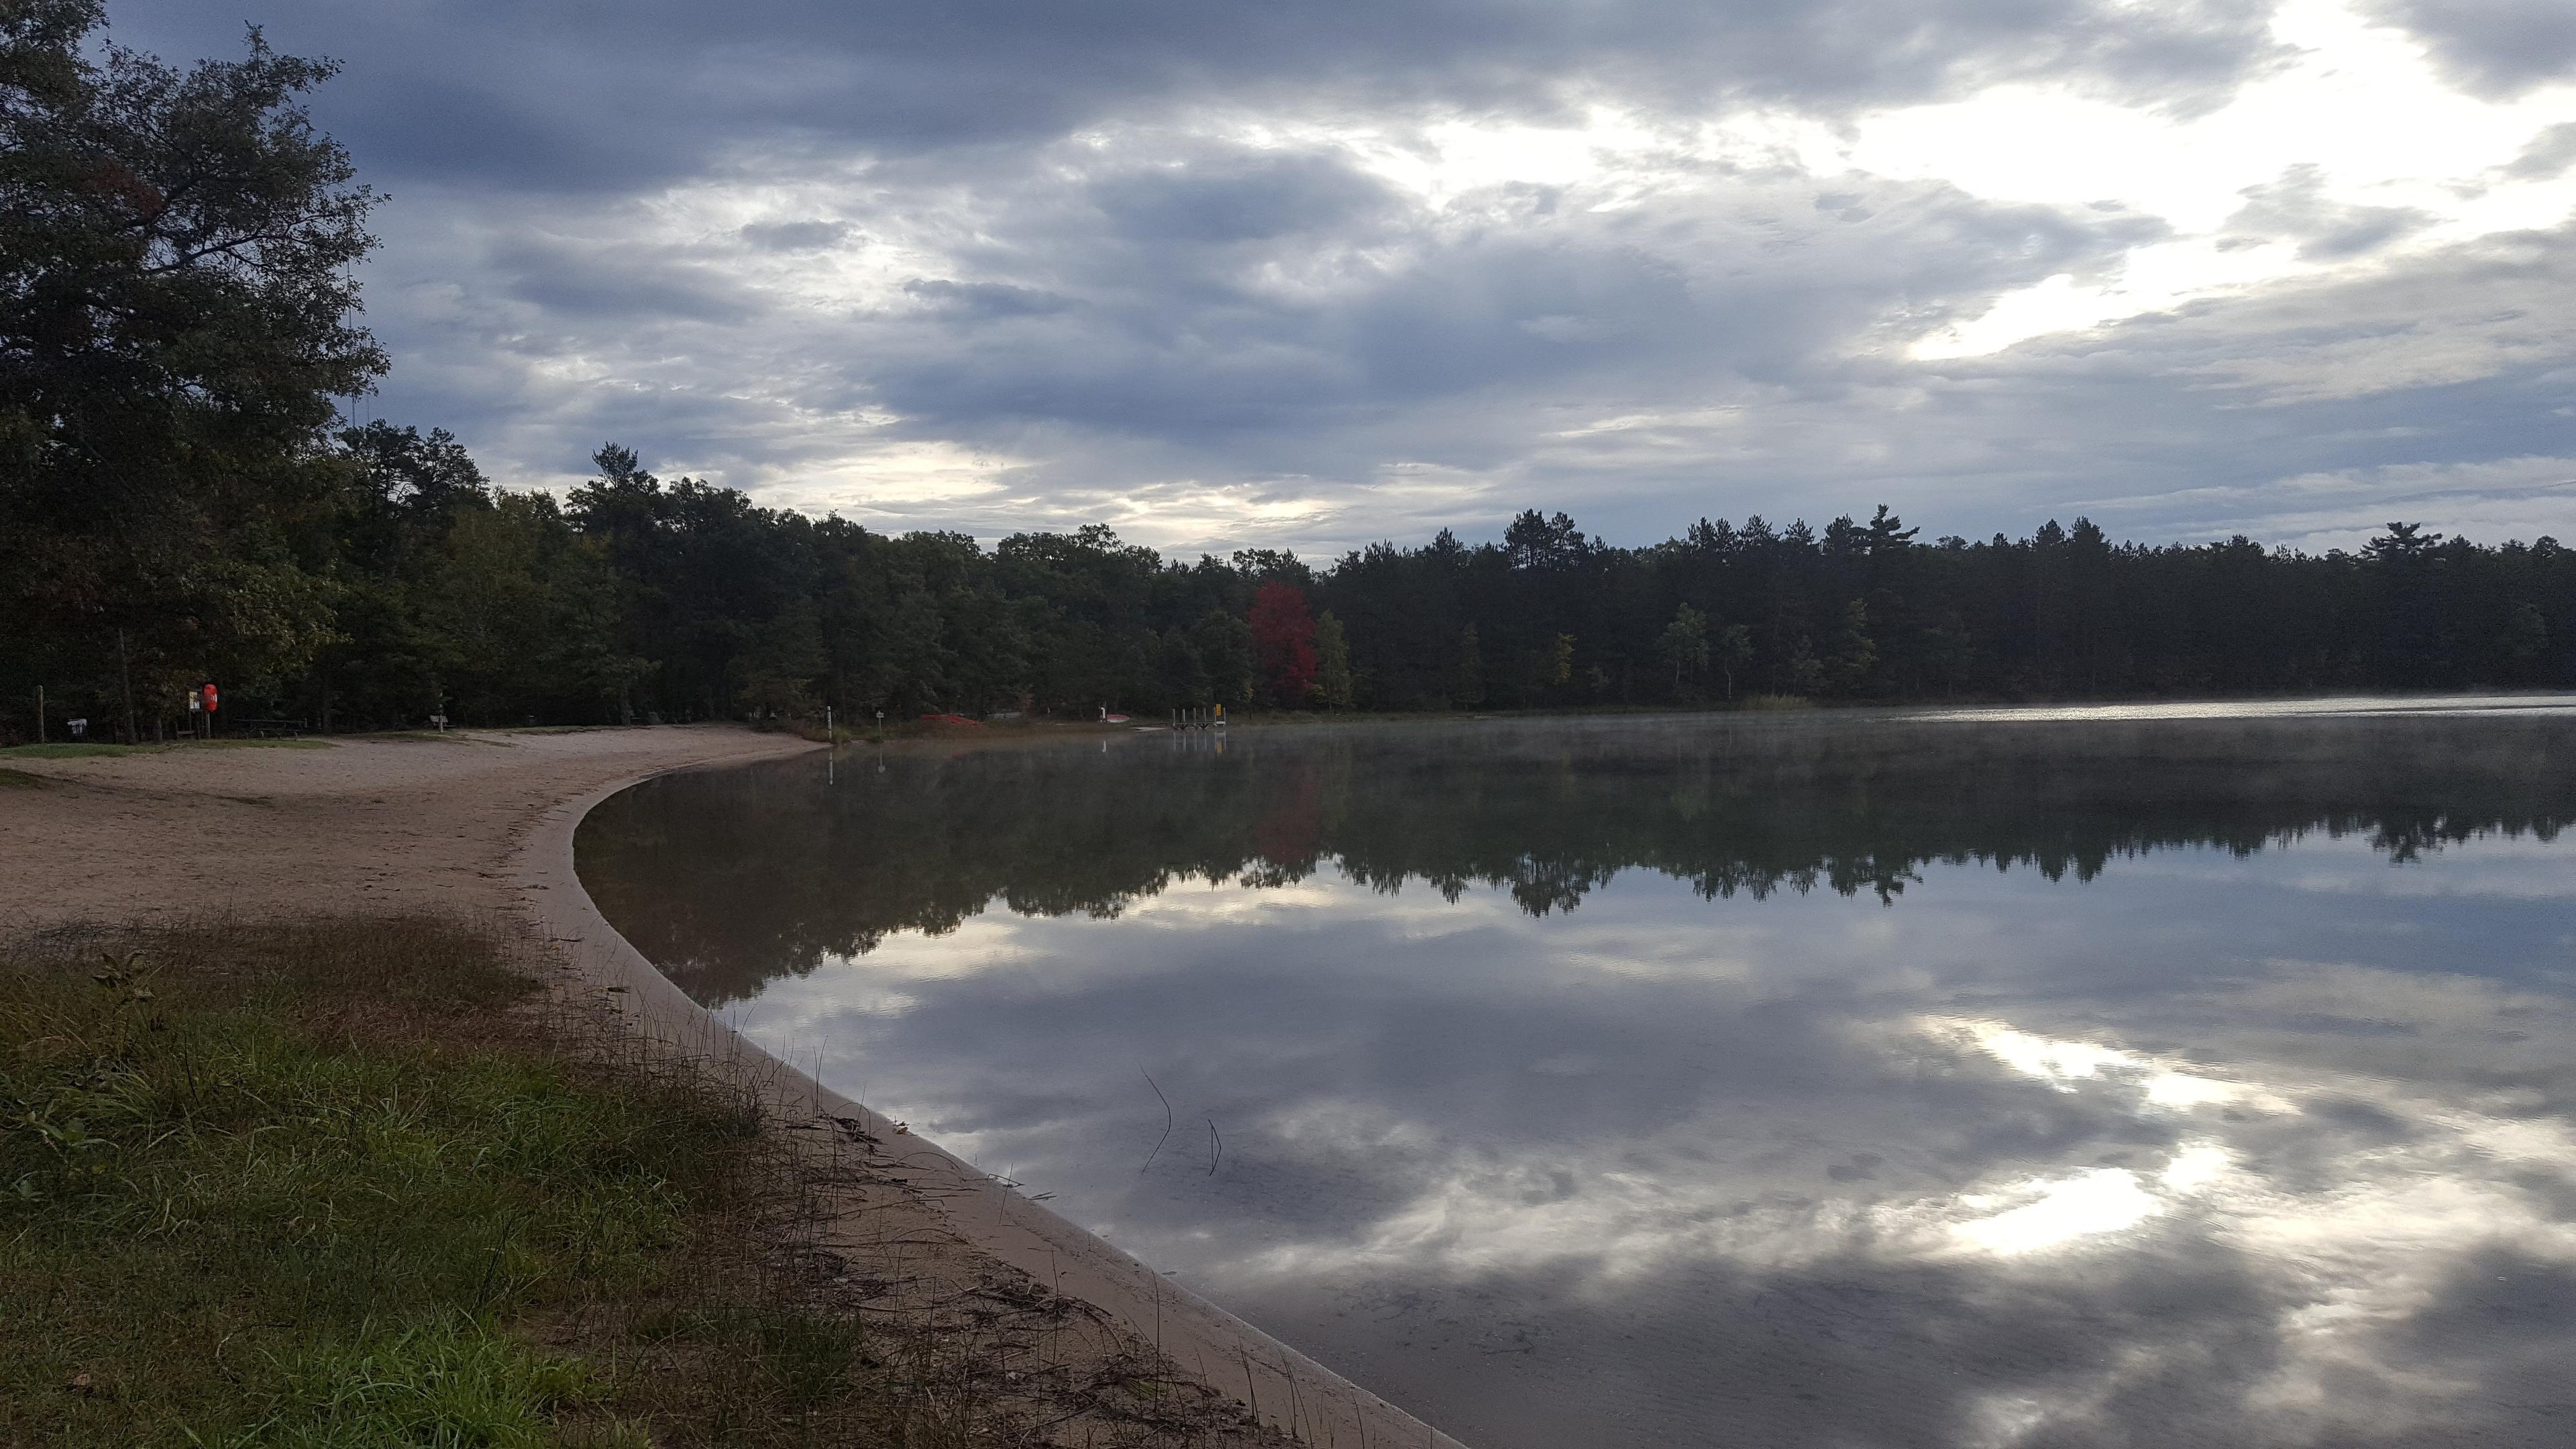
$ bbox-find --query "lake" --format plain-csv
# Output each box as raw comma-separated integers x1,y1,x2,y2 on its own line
577,700,2576,1448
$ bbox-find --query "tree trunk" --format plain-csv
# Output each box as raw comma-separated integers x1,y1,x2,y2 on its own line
117,629,138,745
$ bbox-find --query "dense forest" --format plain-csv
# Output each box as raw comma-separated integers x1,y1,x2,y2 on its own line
5,3,2571,742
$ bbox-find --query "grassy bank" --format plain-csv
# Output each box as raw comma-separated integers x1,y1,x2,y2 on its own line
1,918,1280,1448
2,739,333,759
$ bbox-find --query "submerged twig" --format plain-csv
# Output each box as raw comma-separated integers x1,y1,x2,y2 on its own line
1138,1065,1173,1173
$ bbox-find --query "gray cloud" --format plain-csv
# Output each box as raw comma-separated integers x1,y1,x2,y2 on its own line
822,154,2157,456
2221,164,2431,260
900,279,1073,320
2364,0,2576,99
2508,122,2576,180
740,219,852,252
488,237,759,323
101,0,2576,555
1087,152,1398,245
119,0,2284,188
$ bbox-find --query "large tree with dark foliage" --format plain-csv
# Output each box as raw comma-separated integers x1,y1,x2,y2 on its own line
1,1,378,737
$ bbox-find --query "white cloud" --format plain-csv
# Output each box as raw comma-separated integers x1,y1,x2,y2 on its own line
1896,0,2576,358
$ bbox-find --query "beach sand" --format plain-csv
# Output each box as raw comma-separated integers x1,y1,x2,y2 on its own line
0,725,1463,1448
1,728,810,927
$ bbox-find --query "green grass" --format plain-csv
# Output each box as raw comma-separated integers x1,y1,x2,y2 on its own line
0,920,724,1447
0,918,1275,1449
254,1318,613,1448
0,921,801,1448
3,738,331,758
3,741,148,758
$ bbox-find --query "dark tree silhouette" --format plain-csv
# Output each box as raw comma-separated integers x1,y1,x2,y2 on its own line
1,1,381,738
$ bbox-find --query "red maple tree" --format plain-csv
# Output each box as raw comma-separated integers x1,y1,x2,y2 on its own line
1248,581,1320,705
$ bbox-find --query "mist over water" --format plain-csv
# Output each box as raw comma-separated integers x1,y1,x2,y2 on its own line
580,704,2576,1448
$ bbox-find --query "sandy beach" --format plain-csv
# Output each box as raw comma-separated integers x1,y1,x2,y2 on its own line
0,725,1461,1449
1,727,816,928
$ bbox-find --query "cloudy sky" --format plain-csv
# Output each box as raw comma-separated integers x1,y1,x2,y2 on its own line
117,0,2576,555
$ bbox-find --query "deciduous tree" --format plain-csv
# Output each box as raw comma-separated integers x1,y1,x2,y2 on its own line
1313,609,1354,709
1248,580,1320,706
1658,604,1710,698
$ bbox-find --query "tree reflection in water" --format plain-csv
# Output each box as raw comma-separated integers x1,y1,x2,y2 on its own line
582,712,2573,1006
577,708,2576,1449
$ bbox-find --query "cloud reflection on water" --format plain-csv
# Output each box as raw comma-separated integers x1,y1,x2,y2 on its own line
580,714,2576,1447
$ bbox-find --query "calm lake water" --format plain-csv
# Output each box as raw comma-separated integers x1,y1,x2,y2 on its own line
578,702,2576,1448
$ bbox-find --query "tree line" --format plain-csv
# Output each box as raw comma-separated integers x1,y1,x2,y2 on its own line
4,4,2569,741
15,407,2575,739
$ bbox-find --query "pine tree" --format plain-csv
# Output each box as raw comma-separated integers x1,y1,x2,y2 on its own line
1453,625,1485,708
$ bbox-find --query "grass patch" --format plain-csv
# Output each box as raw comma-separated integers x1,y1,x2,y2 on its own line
2,742,146,759
0,920,712,1447
0,768,47,789
2,739,331,759
1,918,1283,1448
260,1317,608,1448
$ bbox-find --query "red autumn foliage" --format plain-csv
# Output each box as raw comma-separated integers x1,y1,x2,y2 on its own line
1248,581,1320,705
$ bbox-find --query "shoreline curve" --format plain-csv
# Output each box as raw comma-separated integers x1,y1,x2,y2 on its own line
515,747,1467,1449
